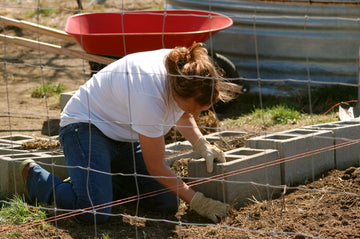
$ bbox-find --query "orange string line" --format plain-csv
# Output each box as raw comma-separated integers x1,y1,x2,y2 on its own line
322,100,358,116
1,137,360,234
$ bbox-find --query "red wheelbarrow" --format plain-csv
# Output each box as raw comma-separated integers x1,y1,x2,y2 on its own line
0,10,237,79
65,9,238,79
1,10,244,108
64,9,243,100
65,9,233,57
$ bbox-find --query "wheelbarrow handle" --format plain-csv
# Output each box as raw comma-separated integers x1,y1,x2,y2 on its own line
0,15,77,43
0,34,115,65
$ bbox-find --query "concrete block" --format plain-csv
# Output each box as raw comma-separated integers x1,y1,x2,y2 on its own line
0,134,35,145
0,148,29,155
204,130,247,142
0,153,68,196
165,139,199,167
303,121,360,170
188,148,281,207
165,131,247,166
166,151,201,167
41,119,60,136
0,142,22,150
32,155,68,180
246,129,334,186
165,141,193,157
60,91,76,111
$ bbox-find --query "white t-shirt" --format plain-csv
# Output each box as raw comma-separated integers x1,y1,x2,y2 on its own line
60,49,184,142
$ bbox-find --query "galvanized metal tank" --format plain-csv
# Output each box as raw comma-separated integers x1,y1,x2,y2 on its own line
166,0,360,95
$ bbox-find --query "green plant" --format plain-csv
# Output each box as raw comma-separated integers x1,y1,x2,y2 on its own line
102,233,110,239
27,7,57,18
31,82,66,98
0,192,6,208
222,84,357,117
248,104,302,126
0,195,47,225
219,104,337,129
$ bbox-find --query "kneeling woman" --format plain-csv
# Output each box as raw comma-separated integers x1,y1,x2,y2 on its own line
21,42,241,224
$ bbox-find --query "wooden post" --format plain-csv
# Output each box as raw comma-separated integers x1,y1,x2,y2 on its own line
0,34,115,65
0,16,77,43
76,0,83,10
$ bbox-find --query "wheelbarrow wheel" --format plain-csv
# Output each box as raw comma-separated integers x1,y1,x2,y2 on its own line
88,52,240,78
209,52,238,79
209,51,248,92
89,55,119,76
88,51,248,92
209,52,248,112
89,61,107,76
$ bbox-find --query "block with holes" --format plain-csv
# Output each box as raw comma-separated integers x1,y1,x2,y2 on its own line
0,148,29,155
302,120,360,170
165,140,193,157
60,90,76,111
165,130,247,166
0,142,22,150
246,129,334,186
204,130,247,144
0,152,68,196
188,148,281,207
0,134,36,145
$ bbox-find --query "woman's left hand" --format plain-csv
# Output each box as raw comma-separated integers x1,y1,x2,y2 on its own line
193,137,225,173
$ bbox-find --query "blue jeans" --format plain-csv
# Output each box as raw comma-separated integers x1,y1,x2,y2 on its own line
26,122,178,224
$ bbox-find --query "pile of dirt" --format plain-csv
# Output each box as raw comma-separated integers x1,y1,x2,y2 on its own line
20,138,61,151
12,130,360,238
9,166,360,238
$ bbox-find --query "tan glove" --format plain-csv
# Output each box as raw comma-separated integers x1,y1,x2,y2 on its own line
190,192,228,223
193,137,225,173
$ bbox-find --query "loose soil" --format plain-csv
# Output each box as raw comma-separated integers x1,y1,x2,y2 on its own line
1,1,359,238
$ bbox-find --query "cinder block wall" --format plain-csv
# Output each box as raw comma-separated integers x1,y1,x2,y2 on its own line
302,121,360,170
0,153,67,196
0,135,67,196
60,91,76,111
1,121,360,207
246,129,334,185
188,148,281,207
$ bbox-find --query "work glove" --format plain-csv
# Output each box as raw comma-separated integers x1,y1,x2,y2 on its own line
190,192,228,223
193,137,225,173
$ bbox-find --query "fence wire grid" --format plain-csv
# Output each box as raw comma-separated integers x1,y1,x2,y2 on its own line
1,0,360,238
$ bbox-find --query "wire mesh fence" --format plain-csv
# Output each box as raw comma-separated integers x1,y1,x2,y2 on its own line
1,0,360,238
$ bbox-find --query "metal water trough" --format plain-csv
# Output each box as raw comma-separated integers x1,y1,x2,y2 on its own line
167,0,360,96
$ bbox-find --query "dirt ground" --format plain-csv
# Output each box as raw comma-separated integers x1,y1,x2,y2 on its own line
1,1,360,238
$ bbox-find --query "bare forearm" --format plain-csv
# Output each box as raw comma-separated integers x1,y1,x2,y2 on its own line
176,112,202,145
139,133,196,203
148,164,196,203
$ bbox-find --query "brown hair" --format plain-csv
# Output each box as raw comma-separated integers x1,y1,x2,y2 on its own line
165,42,241,106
